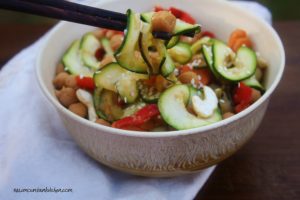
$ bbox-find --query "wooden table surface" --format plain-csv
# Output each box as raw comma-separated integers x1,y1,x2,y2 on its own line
0,21,299,200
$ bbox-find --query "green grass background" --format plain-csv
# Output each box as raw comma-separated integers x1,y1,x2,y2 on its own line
0,0,299,24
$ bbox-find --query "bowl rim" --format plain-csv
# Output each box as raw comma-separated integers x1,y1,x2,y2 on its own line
36,0,285,138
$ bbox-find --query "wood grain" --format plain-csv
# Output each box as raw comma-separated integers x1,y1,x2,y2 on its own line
0,21,299,200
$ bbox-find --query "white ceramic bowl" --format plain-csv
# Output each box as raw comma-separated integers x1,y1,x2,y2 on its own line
36,0,285,177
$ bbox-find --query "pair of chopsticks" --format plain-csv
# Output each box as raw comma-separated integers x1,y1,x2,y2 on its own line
0,0,195,40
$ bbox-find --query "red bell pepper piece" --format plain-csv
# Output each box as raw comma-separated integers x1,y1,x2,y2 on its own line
143,75,157,86
179,65,193,74
117,97,126,107
180,13,196,24
233,82,252,113
154,6,196,24
169,7,196,24
95,48,105,61
112,116,135,129
101,28,124,36
235,103,250,113
135,104,160,122
76,76,95,91
169,7,183,18
154,5,166,12
193,68,212,85
201,31,216,38
121,125,146,131
114,30,124,36
179,66,212,85
233,83,252,104
112,104,160,129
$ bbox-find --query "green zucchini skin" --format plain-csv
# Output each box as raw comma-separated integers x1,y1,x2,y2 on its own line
213,40,257,82
62,40,93,77
140,12,152,23
168,42,192,65
243,74,265,92
139,22,175,77
139,23,161,75
116,75,139,104
140,12,201,36
137,81,161,103
94,63,128,92
80,33,101,70
202,44,220,79
173,18,201,36
122,102,147,118
117,10,200,75
166,36,180,49
115,9,148,74
101,37,114,55
191,36,212,55
93,88,124,122
93,63,147,91
159,53,175,77
158,84,221,130
93,87,107,120
94,62,148,104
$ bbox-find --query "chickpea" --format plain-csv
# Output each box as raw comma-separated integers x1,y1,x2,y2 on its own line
100,55,115,68
55,87,78,107
93,29,106,39
214,88,223,99
223,112,235,119
191,32,203,44
110,34,123,51
251,88,261,103
155,75,169,92
192,54,207,68
105,30,116,39
95,118,111,127
257,56,268,69
209,84,220,91
152,11,176,33
65,75,78,89
255,68,263,81
219,100,233,114
178,71,200,87
55,63,65,75
178,71,196,83
53,72,69,90
68,103,87,118
219,93,233,114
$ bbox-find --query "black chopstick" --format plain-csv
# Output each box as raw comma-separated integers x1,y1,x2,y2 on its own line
0,0,127,31
21,0,127,23
0,0,196,40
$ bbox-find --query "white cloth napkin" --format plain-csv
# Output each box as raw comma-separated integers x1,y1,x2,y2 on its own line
0,1,271,200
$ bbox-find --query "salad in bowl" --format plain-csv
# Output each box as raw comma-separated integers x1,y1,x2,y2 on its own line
53,6,267,131
37,0,284,176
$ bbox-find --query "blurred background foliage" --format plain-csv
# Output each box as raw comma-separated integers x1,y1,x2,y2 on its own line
252,0,300,20
0,0,299,24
